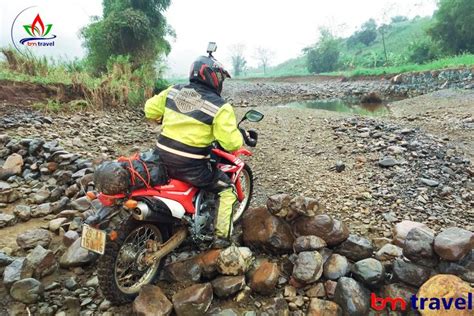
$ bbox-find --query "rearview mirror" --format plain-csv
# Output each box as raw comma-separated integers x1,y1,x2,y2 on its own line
244,110,264,122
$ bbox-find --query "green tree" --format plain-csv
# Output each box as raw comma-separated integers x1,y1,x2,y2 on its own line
408,39,440,64
81,0,173,73
349,19,378,47
429,0,474,54
306,29,340,73
229,44,247,77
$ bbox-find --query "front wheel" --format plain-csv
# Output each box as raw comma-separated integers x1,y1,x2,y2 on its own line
97,220,168,305
232,164,253,223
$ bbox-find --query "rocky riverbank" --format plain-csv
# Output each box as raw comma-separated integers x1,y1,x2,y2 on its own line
0,83,473,314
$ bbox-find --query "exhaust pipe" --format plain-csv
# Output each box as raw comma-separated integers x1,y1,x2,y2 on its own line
143,226,188,265
132,202,174,223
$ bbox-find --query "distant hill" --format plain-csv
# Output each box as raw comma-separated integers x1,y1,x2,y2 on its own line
245,16,433,77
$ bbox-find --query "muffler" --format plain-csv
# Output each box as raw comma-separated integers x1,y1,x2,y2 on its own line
132,202,174,223
143,226,188,265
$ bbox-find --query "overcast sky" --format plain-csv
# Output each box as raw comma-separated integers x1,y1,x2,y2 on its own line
1,0,437,76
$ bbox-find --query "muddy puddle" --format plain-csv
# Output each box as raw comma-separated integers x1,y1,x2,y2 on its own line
277,98,391,116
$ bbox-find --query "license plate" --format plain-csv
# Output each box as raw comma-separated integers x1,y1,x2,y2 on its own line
81,224,106,255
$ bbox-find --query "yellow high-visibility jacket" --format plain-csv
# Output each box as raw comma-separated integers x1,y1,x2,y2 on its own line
144,83,243,159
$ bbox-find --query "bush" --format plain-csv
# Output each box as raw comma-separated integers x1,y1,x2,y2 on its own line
408,40,440,64
306,29,340,73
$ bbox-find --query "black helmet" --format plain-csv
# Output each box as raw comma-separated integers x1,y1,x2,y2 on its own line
189,56,231,95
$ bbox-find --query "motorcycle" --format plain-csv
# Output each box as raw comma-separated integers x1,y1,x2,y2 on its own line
80,109,264,304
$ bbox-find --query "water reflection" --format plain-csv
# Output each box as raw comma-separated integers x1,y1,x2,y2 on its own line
278,98,390,116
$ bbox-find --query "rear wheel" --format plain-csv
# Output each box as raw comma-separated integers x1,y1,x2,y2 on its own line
232,164,253,223
97,220,168,305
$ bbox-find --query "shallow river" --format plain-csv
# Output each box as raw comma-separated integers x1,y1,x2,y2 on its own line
277,98,390,116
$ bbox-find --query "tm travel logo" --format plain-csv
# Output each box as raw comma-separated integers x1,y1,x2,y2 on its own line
11,7,57,55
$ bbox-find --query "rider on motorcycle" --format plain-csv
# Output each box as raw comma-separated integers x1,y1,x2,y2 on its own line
144,55,242,248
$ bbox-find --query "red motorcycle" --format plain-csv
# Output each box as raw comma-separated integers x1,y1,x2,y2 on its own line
81,109,264,304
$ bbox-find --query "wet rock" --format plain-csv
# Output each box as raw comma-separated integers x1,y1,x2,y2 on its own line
417,275,472,316
3,258,32,288
333,277,370,316
307,298,342,316
63,230,79,247
133,285,172,316
64,277,78,290
293,236,327,253
0,251,15,267
10,278,44,304
289,195,321,217
196,249,221,278
70,197,91,211
392,220,430,247
164,258,201,283
216,246,254,276
381,283,417,311
25,245,57,278
378,157,398,167
242,207,294,253
351,258,385,287
16,229,51,250
434,227,473,261
292,251,323,284
266,194,291,218
403,227,437,266
437,250,474,283
335,234,373,261
172,283,213,316
323,254,349,280
0,213,17,227
211,275,246,298
60,238,97,268
13,205,31,221
249,260,280,295
293,214,349,246
393,258,432,287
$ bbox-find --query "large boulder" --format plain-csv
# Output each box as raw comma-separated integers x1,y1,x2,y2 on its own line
16,229,52,250
403,227,437,267
25,245,57,278
172,283,213,316
289,195,321,217
163,258,201,283
434,227,473,261
392,258,432,287
417,274,472,316
211,276,246,298
392,221,431,247
293,236,327,253
333,277,370,316
293,214,349,246
133,285,172,316
216,246,253,276
0,213,17,228
1,153,23,175
437,250,474,283
242,207,294,253
195,249,221,278
10,278,44,304
335,235,373,261
3,258,32,288
323,254,349,281
266,194,292,218
351,258,385,288
249,260,280,295
292,251,323,284
60,238,97,268
381,283,417,312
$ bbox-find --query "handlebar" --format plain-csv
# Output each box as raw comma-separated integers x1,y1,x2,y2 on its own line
240,128,258,147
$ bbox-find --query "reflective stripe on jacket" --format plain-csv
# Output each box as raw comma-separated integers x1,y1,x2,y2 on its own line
144,83,243,159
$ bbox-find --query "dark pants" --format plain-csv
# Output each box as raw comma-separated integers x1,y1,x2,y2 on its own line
156,148,236,238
